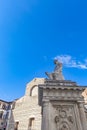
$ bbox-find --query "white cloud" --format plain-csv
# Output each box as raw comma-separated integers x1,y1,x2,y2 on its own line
78,64,87,69
54,55,87,69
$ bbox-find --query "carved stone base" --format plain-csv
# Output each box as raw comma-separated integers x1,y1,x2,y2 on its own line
38,80,87,130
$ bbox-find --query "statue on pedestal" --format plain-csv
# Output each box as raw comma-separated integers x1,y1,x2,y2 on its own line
45,59,64,80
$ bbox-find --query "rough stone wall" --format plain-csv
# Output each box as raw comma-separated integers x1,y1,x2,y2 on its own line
12,78,44,130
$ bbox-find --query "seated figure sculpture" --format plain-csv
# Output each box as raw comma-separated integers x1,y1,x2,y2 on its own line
45,59,64,80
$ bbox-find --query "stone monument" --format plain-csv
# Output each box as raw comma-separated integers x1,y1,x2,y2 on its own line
45,59,64,80
38,59,87,130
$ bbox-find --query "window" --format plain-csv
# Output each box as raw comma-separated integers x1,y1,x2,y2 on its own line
28,118,35,130
5,111,9,119
30,85,38,96
1,122,3,125
2,104,6,109
14,121,19,130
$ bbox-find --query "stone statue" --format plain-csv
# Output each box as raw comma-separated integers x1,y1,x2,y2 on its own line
45,59,64,80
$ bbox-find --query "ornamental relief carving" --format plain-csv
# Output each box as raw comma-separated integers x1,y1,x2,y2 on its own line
54,105,74,130
60,122,70,130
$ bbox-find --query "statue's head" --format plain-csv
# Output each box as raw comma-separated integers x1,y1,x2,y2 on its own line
54,59,62,66
54,59,58,64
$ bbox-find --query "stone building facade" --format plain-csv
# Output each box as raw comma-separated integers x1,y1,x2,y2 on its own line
11,78,45,130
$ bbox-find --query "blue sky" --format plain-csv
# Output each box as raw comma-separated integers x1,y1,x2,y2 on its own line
0,0,87,101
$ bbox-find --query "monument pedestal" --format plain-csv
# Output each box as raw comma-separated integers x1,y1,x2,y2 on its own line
39,80,87,130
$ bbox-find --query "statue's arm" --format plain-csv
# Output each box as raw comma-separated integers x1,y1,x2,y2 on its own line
45,72,53,79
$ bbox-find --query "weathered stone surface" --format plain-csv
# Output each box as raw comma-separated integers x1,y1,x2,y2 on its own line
39,79,87,130
12,78,44,130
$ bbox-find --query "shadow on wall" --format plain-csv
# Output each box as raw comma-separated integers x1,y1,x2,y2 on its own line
6,110,16,130
6,102,19,130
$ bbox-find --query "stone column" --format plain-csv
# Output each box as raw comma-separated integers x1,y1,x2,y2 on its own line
78,102,87,130
42,99,49,130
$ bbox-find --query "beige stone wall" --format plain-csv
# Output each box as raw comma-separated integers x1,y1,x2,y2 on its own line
82,88,87,122
82,88,87,103
12,78,44,130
